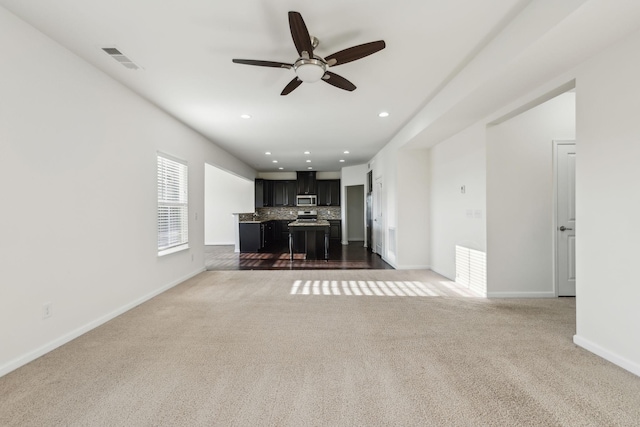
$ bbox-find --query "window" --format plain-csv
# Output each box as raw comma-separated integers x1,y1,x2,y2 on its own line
157,153,188,256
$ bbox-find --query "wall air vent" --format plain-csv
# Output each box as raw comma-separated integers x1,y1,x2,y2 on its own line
101,47,141,70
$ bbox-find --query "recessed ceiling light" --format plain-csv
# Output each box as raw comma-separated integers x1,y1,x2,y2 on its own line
307,167,313,170
378,112,389,118
304,151,310,155
278,167,284,170
241,114,251,119
339,159,345,162
306,160,311,163
265,152,271,155
344,150,350,154
272,160,278,163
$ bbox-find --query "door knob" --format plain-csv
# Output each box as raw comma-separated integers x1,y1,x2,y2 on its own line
559,226,573,231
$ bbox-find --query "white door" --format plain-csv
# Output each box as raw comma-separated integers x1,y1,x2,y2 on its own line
556,142,576,296
373,177,383,254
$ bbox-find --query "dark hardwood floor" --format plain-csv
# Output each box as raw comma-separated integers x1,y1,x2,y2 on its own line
205,241,393,270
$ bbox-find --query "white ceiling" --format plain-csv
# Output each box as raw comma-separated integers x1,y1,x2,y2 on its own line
2,0,640,172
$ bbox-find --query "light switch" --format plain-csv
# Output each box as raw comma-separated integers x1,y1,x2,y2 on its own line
474,209,482,219
466,209,473,218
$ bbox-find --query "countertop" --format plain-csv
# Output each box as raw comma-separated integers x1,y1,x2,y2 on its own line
241,219,339,224
239,219,293,224
288,220,330,227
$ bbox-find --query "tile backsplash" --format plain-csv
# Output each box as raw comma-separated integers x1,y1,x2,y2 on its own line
239,206,341,222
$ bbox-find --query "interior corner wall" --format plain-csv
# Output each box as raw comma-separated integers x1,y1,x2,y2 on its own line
486,92,575,297
573,29,640,376
0,8,255,377
204,164,254,245
429,123,487,280
396,148,430,269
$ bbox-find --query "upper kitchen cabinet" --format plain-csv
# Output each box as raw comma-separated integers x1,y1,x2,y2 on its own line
273,180,297,207
297,171,317,195
255,179,264,208
255,179,275,208
317,180,341,206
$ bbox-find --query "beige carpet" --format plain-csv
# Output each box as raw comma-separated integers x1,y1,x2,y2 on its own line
1,270,639,426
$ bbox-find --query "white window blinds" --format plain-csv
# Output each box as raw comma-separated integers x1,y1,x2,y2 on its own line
157,153,188,254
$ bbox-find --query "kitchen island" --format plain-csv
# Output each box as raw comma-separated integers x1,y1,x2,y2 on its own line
288,220,330,260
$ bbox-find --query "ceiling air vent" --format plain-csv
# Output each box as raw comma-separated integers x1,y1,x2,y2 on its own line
101,47,141,70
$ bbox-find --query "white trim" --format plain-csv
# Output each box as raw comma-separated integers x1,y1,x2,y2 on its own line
552,140,576,297
396,264,431,270
158,243,189,257
574,335,640,378
382,255,397,269
487,291,556,298
430,267,454,281
341,240,349,245
205,241,235,246
0,267,205,378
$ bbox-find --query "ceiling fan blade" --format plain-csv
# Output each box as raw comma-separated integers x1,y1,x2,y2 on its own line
288,11,314,58
232,59,292,69
281,77,303,96
325,40,386,67
322,72,356,92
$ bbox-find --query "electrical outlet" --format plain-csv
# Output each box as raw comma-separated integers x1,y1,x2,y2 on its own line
42,302,52,319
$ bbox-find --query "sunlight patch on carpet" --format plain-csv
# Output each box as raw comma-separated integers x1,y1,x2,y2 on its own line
290,280,480,297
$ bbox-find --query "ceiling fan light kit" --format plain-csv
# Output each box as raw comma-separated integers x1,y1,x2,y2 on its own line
293,58,326,83
232,11,385,95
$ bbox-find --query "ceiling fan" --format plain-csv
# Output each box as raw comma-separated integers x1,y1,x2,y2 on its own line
232,11,386,95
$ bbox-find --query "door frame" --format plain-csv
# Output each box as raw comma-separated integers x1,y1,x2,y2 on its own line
552,140,576,297
373,175,384,255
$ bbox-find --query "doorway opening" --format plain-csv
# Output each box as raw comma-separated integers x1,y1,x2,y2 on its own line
345,185,365,246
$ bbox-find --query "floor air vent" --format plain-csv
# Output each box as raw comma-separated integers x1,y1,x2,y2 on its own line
101,47,140,70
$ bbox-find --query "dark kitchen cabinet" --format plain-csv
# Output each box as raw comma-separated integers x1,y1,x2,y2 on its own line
275,220,292,243
240,221,277,252
239,222,261,252
317,180,341,206
254,179,274,208
264,220,276,248
263,180,274,207
329,220,342,241
254,179,264,208
273,180,297,207
297,171,317,195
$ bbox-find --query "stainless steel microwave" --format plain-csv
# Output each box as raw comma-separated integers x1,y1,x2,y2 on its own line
296,195,317,206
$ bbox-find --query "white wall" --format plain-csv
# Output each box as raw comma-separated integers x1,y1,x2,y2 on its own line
429,123,487,280
396,148,430,269
0,8,254,376
573,29,640,376
486,92,575,297
204,164,254,245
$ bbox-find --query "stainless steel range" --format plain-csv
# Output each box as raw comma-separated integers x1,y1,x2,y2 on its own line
296,210,317,222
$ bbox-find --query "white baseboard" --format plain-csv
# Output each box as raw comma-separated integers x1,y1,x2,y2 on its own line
0,267,205,378
205,241,234,246
486,291,556,298
395,264,431,270
574,334,640,378
430,267,454,281
341,240,349,245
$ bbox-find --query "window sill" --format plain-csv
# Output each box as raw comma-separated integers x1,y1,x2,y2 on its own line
158,244,189,257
